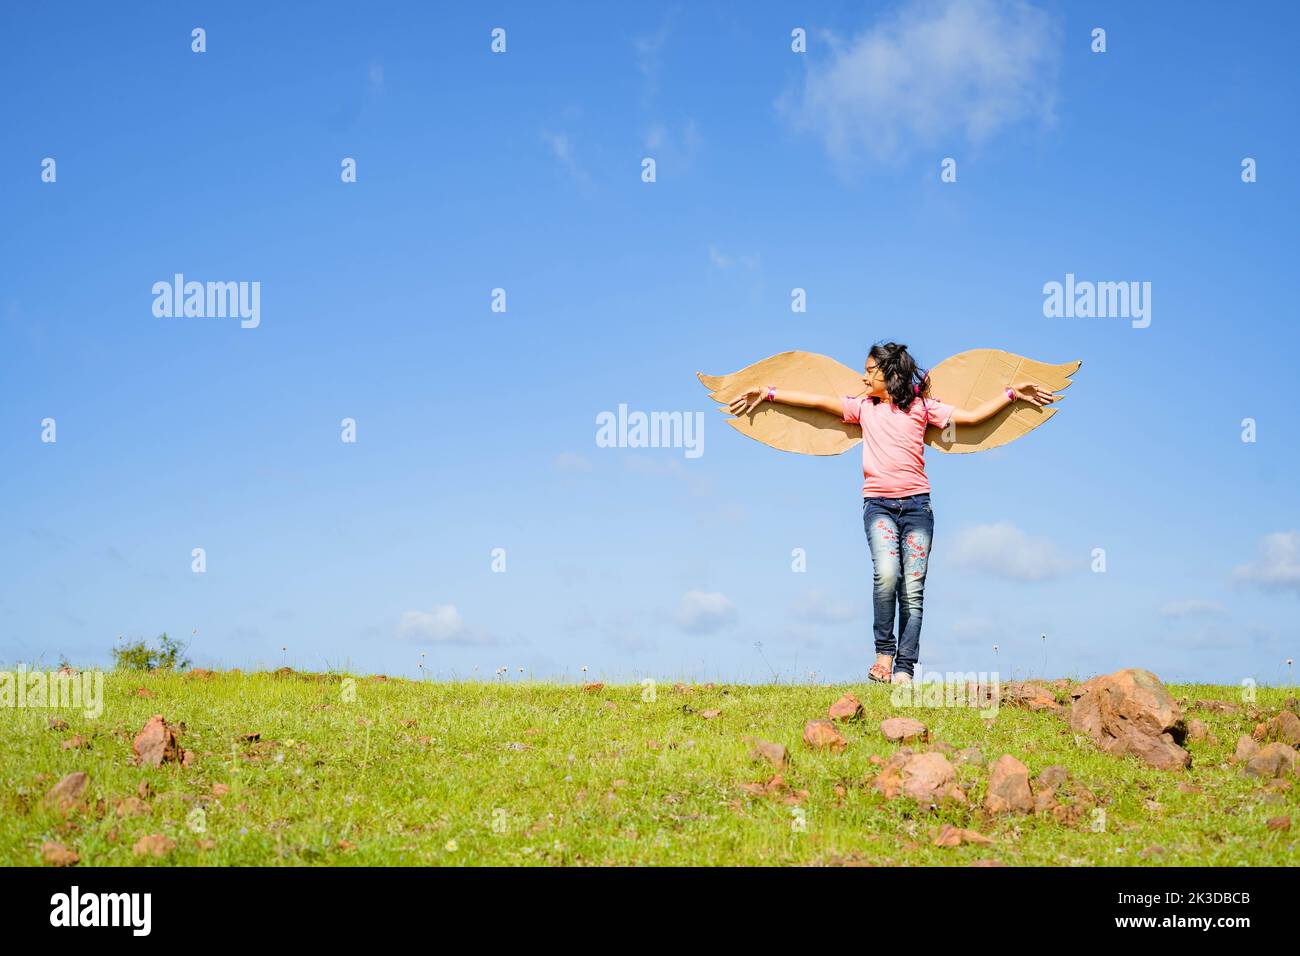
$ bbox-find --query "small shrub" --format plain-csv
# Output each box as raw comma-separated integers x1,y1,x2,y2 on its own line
111,633,191,672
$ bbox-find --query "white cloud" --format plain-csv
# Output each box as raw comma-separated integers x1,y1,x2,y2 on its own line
948,522,1073,581
1233,532,1300,594
791,589,859,624
541,130,573,163
782,0,1060,166
633,15,675,103
1159,599,1226,618
643,118,702,171
675,590,736,634
398,605,493,645
540,129,592,190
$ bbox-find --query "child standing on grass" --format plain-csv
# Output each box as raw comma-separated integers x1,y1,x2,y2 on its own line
729,342,1056,685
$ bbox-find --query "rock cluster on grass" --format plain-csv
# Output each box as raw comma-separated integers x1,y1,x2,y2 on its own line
1192,698,1242,715
1252,710,1300,747
932,823,993,847
863,741,1100,823
739,774,809,805
872,749,964,806
1000,681,1064,713
743,673,1294,843
1069,668,1191,770
1233,736,1300,779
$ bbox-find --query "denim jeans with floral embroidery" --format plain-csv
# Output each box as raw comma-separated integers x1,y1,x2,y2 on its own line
862,493,933,677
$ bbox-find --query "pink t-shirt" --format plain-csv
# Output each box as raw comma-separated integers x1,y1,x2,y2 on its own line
841,393,956,497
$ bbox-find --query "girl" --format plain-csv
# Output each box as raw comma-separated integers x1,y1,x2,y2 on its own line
728,342,1056,685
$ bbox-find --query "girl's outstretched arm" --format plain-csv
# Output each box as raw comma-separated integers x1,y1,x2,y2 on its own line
729,386,842,418
949,382,1058,425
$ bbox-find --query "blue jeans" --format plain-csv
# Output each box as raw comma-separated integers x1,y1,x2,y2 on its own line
863,493,934,678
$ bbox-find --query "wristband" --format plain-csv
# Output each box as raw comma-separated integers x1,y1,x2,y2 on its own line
765,385,776,402
1004,386,1016,403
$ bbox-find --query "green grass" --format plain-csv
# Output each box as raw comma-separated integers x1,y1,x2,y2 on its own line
2,670,1297,866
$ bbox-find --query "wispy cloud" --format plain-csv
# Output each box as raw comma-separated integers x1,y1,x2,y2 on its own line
1159,599,1226,618
781,0,1060,168
791,589,859,624
1233,532,1300,594
643,118,702,171
948,522,1073,581
675,590,736,634
398,605,495,645
708,244,760,271
633,13,677,105
540,129,593,191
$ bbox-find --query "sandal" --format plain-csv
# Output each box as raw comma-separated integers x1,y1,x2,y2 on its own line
892,672,913,686
868,660,893,684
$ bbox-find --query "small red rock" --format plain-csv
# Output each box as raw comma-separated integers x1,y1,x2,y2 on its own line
803,719,848,753
42,842,79,867
880,717,928,743
828,694,864,722
745,737,788,770
45,771,89,810
985,755,1034,814
933,824,993,847
1245,742,1298,779
132,834,176,858
116,797,149,818
132,715,187,768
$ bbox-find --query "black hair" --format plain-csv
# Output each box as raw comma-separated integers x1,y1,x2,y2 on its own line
868,341,930,412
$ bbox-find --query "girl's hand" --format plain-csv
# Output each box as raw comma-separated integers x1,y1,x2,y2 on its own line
728,387,767,416
1011,382,1057,407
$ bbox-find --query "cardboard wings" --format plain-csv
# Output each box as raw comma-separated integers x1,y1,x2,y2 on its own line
697,349,1081,455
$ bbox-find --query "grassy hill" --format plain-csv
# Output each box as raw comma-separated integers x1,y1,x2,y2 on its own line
2,670,1297,866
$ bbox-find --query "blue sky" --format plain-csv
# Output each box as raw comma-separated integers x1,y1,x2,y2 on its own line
3,1,1297,685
